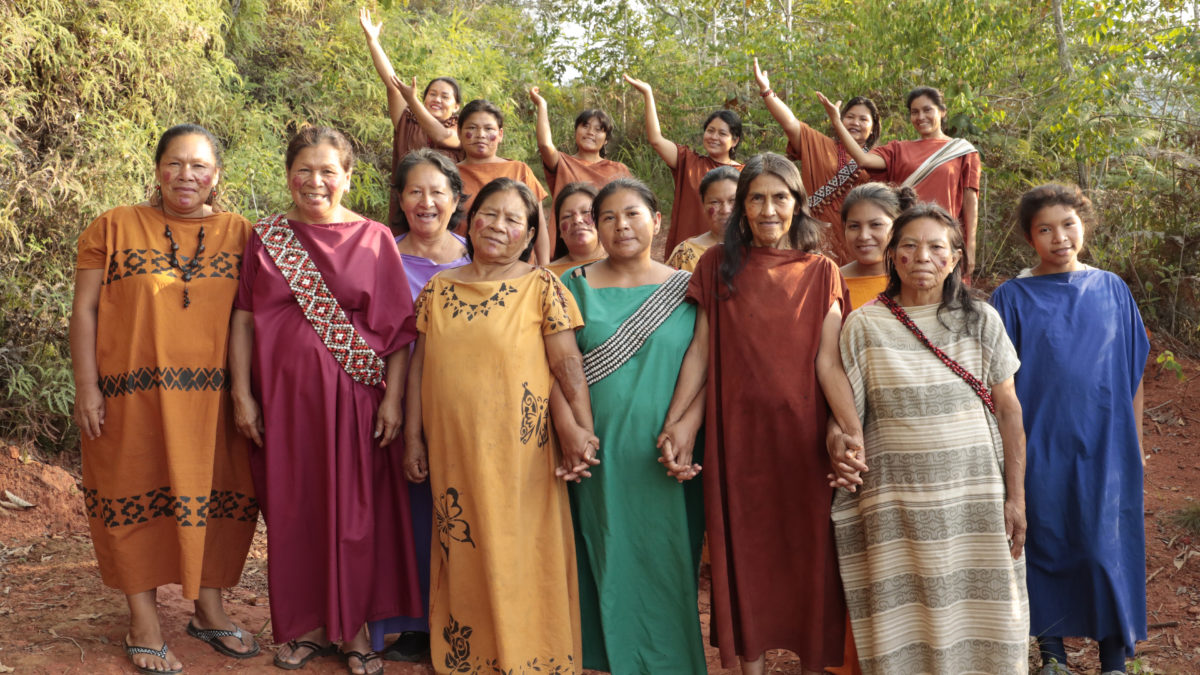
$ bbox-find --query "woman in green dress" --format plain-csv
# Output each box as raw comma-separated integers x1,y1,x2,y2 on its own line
559,177,706,674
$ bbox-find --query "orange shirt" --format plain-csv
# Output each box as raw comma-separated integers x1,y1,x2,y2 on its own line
544,153,632,200
665,144,742,254
844,274,888,311
456,159,550,238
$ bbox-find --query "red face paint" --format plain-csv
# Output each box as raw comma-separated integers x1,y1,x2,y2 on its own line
290,175,304,191
900,256,909,264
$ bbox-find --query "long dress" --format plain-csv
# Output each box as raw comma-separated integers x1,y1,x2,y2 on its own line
665,145,743,253
388,111,463,231
869,139,980,223
416,267,583,674
369,232,471,651
562,266,706,674
990,268,1149,658
76,205,258,597
543,153,632,200
235,216,421,643
832,302,1030,675
688,245,848,669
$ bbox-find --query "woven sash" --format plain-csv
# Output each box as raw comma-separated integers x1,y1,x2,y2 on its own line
254,214,386,386
807,145,860,211
582,270,690,386
901,138,978,190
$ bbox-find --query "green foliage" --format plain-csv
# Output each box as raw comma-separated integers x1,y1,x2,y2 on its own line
1156,350,1187,381
2,0,1198,454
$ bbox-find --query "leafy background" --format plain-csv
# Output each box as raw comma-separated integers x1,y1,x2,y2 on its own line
2,0,1197,453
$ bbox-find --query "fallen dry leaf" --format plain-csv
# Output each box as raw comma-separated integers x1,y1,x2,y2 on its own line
0,662,13,673
3,490,33,508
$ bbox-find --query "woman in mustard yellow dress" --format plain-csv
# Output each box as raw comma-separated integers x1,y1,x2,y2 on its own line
404,177,595,674
666,166,738,272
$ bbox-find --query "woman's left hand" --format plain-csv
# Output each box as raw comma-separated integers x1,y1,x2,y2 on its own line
375,393,404,448
389,74,418,101
1003,497,1026,560
815,91,841,121
555,424,599,482
656,421,702,482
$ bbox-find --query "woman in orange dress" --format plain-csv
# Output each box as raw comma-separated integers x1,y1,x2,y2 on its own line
528,86,631,201
544,182,604,277
359,8,463,231
752,58,882,264
623,73,744,254
70,124,259,675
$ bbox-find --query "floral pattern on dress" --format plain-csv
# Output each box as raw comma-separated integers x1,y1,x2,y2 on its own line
434,488,475,557
443,614,576,675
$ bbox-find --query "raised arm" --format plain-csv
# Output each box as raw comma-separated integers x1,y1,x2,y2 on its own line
992,377,1027,560
229,308,264,448
390,74,461,149
529,86,560,171
818,91,886,170
623,74,679,168
70,269,105,440
753,58,804,150
403,334,429,482
359,8,407,128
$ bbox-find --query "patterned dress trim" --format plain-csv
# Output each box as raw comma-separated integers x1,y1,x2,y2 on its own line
580,270,690,386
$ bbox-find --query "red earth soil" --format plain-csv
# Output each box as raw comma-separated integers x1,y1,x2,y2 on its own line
0,344,1196,674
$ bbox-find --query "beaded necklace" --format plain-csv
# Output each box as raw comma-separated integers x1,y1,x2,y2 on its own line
161,204,206,309
876,292,995,414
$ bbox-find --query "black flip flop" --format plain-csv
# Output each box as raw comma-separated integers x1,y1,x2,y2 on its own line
124,636,183,675
273,639,337,670
186,620,261,659
342,649,384,675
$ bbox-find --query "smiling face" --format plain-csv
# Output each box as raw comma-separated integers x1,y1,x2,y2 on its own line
743,173,796,248
469,188,534,263
594,188,659,262
557,191,598,258
574,116,608,155
909,94,945,138
841,103,874,148
400,162,458,237
287,143,351,223
154,133,220,217
843,200,893,267
459,111,503,160
423,80,459,121
889,217,962,297
702,118,738,160
1028,203,1085,274
702,179,737,238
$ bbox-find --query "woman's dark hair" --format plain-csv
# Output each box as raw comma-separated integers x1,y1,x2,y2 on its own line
883,202,980,334
1016,183,1096,238
551,182,599,259
463,178,539,263
906,86,947,112
840,96,882,150
392,148,464,234
153,124,225,210
457,99,504,132
702,109,743,159
574,109,614,158
718,153,821,296
699,165,740,201
422,76,463,106
286,125,354,171
593,177,659,221
840,182,918,224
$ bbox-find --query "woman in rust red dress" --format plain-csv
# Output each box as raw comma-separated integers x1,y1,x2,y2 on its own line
528,86,631,201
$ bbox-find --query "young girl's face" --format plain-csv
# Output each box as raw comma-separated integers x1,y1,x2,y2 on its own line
843,200,893,267
574,116,607,155
1028,203,1085,273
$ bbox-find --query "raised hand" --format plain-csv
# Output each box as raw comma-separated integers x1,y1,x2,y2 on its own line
529,85,546,107
389,74,417,100
623,73,652,96
358,7,381,40
753,57,771,92
815,91,842,121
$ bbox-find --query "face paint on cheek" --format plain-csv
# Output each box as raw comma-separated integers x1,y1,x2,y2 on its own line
289,176,304,192
900,256,909,264
161,170,176,183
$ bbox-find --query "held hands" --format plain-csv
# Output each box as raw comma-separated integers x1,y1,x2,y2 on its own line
1004,498,1026,560
815,91,842,122
374,393,404,448
555,423,600,483
231,392,265,448
825,426,868,491
73,383,106,441
358,7,381,40
656,421,702,482
752,57,771,93
622,73,652,96
528,86,546,107
404,436,429,483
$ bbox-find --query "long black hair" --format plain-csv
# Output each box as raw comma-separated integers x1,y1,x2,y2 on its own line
883,202,981,334
718,152,821,297
463,178,539,263
551,181,598,260
392,148,464,234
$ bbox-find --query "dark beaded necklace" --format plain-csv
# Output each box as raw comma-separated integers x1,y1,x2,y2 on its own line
161,205,206,309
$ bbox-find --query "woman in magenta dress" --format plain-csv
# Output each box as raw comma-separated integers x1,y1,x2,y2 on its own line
229,126,420,675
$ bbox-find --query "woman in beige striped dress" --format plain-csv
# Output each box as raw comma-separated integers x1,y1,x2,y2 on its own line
828,202,1029,674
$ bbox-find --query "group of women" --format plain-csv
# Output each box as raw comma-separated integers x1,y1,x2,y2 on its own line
68,16,1149,675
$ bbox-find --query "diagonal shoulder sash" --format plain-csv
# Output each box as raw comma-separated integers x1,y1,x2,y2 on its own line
901,137,978,190
254,214,386,386
582,270,691,386
807,145,860,211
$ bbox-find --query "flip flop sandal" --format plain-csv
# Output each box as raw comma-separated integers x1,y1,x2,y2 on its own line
186,620,261,659
342,649,384,675
124,637,183,675
273,639,337,670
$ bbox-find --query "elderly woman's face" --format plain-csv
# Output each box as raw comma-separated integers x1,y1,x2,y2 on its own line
744,172,795,248
288,143,351,223
469,189,533,262
401,162,457,237
558,191,597,258
155,133,219,217
889,217,961,294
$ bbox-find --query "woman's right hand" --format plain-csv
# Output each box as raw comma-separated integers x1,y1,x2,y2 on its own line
528,86,545,107
752,57,771,93
826,425,868,490
815,91,842,122
404,437,429,483
622,73,652,96
73,383,106,440
555,424,600,483
358,7,381,40
232,392,265,447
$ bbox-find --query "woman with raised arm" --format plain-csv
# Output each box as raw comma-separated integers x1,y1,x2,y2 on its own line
529,86,632,201
623,73,744,254
826,86,981,276
359,7,463,231
753,58,881,264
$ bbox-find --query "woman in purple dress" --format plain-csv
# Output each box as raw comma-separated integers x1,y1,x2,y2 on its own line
229,126,420,675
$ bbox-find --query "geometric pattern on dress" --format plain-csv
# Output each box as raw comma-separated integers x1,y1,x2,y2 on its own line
254,214,385,386
438,281,517,321
83,486,258,528
581,270,689,386
105,249,241,285
442,612,574,675
807,146,860,212
98,367,229,398
666,243,698,271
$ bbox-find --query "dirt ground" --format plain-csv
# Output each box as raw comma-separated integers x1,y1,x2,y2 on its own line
0,345,1197,674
